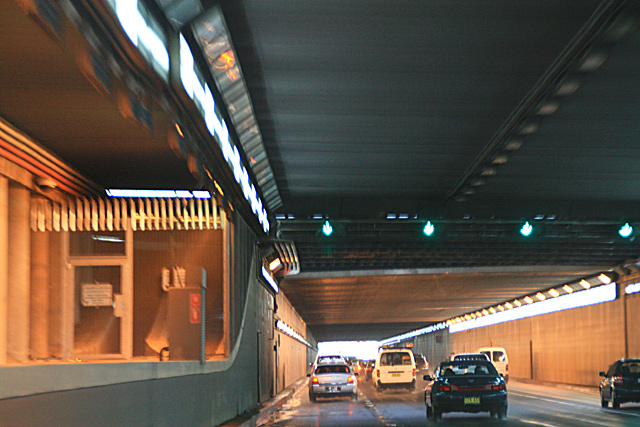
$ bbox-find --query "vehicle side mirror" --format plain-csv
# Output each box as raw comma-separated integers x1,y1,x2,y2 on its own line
423,375,432,381
599,371,606,377
307,373,311,377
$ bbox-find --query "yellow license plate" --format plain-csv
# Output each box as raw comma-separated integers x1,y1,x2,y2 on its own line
392,373,401,377
464,397,481,405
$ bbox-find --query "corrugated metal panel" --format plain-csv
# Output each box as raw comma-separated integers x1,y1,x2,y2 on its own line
31,197,224,232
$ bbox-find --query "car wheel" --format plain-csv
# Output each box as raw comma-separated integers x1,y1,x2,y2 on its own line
497,405,507,420
612,391,620,409
600,390,608,408
489,410,496,418
351,393,358,402
309,392,316,402
426,404,432,419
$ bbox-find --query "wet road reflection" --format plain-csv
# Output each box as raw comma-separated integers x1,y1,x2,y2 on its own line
257,376,640,427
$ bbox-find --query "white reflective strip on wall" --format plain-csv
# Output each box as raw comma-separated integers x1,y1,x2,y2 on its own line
31,197,224,232
84,198,91,231
121,198,127,231
98,199,105,231
61,200,68,231
106,199,113,231
69,199,76,232
45,200,53,231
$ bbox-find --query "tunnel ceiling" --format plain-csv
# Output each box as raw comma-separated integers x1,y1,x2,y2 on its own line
3,0,640,342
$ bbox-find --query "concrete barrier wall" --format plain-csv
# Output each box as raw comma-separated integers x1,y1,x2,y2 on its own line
414,280,640,387
275,293,313,393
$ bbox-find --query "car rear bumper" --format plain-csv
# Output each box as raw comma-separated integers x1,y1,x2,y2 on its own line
310,384,356,397
614,387,640,403
377,379,416,389
433,392,507,413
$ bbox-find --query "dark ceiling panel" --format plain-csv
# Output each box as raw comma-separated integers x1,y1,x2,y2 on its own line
4,0,640,343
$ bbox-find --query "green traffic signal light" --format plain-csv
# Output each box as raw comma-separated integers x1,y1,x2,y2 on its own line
619,223,633,238
321,220,334,236
520,221,533,237
423,221,435,237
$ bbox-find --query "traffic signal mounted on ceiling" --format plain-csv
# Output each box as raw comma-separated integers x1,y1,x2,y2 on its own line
520,221,533,237
423,221,435,237
619,222,634,239
321,220,333,237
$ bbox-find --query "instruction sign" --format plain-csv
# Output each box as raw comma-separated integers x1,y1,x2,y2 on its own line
81,283,113,307
190,293,201,324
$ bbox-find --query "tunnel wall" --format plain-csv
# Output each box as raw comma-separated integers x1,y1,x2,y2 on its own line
416,279,640,388
274,292,314,393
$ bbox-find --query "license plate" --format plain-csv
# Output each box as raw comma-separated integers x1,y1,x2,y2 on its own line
326,386,340,392
464,397,481,405
392,373,401,377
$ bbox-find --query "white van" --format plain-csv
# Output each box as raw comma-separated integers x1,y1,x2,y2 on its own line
477,347,509,382
373,348,416,392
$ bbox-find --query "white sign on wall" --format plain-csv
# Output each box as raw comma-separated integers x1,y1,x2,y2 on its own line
81,283,113,307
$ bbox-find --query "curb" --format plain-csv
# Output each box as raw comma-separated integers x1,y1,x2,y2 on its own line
219,378,306,427
512,377,599,395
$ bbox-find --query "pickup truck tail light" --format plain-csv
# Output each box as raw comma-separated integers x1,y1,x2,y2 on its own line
312,376,319,384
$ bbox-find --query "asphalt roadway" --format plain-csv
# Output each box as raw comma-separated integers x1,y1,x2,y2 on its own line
226,373,640,427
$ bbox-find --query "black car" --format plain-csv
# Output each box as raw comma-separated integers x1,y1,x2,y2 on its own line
424,360,507,421
599,358,640,409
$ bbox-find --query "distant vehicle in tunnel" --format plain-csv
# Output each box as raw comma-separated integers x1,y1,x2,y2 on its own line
308,362,358,402
373,348,417,392
599,358,640,409
365,360,374,381
310,354,347,372
478,347,509,383
424,359,507,421
450,352,490,362
414,353,429,373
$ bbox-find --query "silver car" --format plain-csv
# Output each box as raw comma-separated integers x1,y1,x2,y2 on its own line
308,363,358,401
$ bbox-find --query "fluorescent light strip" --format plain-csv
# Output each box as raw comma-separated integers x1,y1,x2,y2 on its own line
449,283,616,333
106,189,211,199
379,322,447,346
261,266,279,293
275,320,310,347
625,282,640,295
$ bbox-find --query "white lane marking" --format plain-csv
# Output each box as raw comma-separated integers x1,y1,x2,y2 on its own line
509,391,589,407
518,419,560,427
599,408,640,418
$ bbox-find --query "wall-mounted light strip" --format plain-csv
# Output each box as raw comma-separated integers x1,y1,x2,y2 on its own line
106,189,211,199
261,266,279,294
275,320,310,347
379,322,447,346
106,2,271,234
625,282,640,295
449,283,616,333
112,0,169,78
179,35,270,233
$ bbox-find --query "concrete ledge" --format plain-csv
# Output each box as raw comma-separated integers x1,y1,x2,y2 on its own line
512,377,599,395
220,377,307,427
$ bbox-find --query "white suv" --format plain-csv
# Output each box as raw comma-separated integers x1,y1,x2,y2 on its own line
373,348,416,392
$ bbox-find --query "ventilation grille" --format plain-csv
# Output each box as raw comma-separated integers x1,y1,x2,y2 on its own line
31,197,224,232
